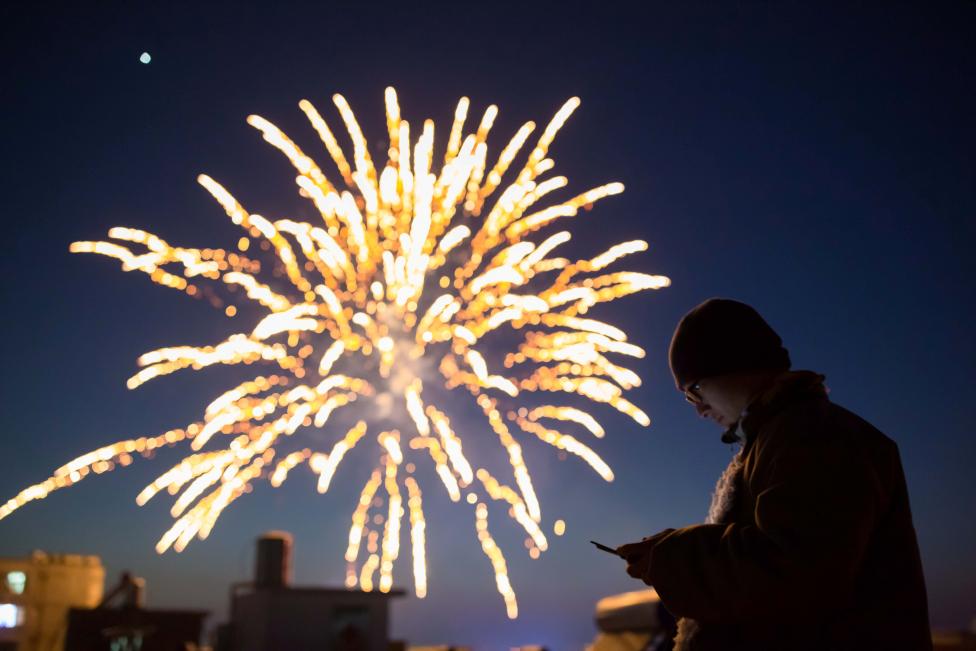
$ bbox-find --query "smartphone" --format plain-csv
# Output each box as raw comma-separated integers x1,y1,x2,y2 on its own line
590,540,620,556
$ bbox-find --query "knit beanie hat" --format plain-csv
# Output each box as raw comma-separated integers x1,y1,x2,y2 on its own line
669,298,791,389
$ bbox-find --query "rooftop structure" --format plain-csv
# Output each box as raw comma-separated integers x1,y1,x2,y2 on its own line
0,551,104,651
217,531,403,651
586,589,675,651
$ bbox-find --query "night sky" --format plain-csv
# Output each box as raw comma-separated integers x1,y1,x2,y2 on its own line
1,2,974,649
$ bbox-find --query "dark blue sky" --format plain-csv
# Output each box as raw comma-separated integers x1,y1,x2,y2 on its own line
1,2,973,648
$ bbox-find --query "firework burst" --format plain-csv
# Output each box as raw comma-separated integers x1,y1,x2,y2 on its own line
0,88,669,617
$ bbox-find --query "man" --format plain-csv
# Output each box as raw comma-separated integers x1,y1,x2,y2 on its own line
618,298,931,650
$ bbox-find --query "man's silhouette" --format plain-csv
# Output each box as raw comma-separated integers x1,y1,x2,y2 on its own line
618,298,931,650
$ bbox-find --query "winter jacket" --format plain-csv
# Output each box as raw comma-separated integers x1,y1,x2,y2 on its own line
645,371,931,650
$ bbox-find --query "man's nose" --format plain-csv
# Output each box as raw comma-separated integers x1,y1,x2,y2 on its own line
695,403,710,417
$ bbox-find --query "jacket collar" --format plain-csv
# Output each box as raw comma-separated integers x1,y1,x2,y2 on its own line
721,370,828,445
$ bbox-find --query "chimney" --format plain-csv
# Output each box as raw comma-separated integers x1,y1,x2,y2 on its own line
254,531,292,589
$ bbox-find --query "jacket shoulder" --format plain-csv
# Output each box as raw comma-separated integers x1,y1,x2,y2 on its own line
761,396,897,453
751,397,902,497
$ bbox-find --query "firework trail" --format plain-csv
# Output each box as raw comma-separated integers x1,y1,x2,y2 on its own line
0,88,669,617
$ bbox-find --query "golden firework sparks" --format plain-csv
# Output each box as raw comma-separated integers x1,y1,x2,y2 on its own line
0,88,669,617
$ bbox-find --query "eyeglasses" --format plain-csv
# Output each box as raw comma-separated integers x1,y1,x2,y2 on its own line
684,381,704,405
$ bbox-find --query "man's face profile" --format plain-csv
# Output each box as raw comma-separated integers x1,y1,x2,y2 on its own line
683,375,742,428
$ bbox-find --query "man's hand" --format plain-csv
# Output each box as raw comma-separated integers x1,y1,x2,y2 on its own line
616,529,675,583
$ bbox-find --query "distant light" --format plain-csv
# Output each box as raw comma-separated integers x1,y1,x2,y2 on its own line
553,519,566,536
5,572,25,595
0,603,22,629
139,52,152,64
